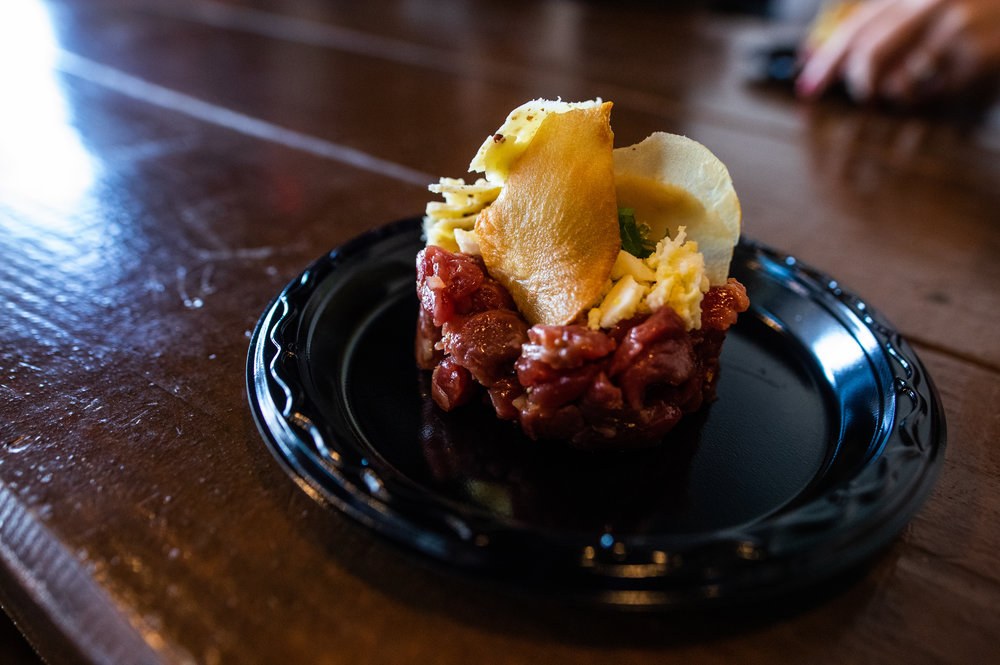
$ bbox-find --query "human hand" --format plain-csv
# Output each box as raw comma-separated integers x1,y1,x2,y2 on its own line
796,0,1000,103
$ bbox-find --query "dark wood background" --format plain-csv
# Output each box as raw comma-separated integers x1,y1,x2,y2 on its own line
1,1,998,663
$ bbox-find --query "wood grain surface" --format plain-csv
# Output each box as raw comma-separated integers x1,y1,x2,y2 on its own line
1,1,998,663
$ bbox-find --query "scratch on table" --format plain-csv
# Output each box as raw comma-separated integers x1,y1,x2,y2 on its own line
4,435,31,453
199,265,216,297
81,397,103,412
126,401,161,428
144,268,167,298
104,136,200,164
195,246,280,261
177,266,215,309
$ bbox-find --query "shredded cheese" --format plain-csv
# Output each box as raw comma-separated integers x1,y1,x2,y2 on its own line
586,227,708,331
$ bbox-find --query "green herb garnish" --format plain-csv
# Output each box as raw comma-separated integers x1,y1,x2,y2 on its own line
618,207,656,257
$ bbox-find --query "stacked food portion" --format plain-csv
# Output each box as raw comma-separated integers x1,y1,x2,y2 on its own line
415,99,749,449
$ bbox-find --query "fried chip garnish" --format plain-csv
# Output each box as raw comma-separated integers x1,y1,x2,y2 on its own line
475,103,620,326
614,132,741,286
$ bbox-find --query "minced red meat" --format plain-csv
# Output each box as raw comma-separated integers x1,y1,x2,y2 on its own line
415,245,749,449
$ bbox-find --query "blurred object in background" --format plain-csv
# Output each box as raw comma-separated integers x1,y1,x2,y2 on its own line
796,0,1000,105
712,0,776,14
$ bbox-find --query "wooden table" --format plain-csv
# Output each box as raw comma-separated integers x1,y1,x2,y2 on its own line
1,1,998,663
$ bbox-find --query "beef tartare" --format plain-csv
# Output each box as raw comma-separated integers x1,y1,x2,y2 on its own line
416,99,748,449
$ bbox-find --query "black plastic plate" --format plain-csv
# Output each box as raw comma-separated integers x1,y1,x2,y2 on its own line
247,218,945,608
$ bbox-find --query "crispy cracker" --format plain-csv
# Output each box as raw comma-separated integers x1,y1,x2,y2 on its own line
476,103,620,325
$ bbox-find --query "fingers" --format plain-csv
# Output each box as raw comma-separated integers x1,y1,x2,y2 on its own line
961,2,1000,75
796,1,888,98
879,9,960,101
874,0,1000,102
842,0,945,99
796,0,950,102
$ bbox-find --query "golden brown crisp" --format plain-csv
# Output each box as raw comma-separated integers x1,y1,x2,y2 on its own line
475,103,620,326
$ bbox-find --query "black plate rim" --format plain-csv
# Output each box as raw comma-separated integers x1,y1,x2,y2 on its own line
246,217,946,609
